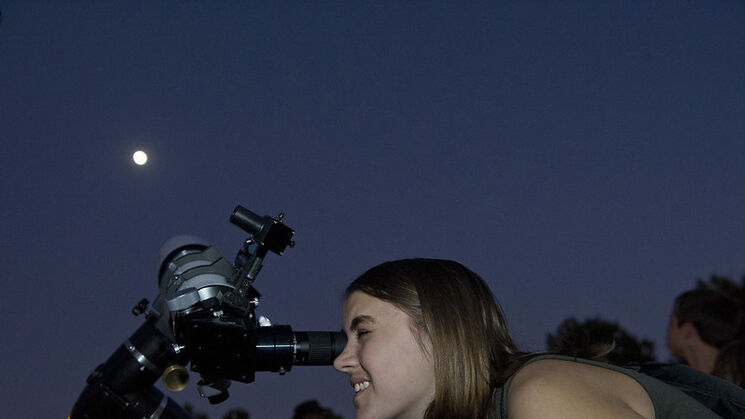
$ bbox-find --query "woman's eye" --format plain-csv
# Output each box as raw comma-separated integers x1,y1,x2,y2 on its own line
356,330,369,338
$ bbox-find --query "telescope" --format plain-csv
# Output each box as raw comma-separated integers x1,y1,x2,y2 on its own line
70,206,347,418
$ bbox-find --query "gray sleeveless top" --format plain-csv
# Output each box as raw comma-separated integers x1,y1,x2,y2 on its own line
489,354,721,418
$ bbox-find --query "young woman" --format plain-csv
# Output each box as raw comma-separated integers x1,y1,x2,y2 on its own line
334,258,720,419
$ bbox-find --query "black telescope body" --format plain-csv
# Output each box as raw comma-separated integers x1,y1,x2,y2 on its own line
71,206,346,419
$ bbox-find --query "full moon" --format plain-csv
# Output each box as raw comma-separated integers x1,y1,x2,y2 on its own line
133,150,148,165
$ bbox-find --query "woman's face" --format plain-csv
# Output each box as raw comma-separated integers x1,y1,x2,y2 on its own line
333,291,436,419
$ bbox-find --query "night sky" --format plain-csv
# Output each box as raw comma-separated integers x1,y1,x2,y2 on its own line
1,2,744,418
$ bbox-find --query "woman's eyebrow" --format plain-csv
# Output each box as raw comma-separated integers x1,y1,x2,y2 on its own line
350,315,375,332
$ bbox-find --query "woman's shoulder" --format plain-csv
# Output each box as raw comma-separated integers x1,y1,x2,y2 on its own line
506,357,655,419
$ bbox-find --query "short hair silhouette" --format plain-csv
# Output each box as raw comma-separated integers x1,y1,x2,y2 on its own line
674,289,743,348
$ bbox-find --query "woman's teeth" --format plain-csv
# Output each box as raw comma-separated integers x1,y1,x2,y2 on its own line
354,381,370,393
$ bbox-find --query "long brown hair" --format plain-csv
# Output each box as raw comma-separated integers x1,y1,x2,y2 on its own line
346,258,518,419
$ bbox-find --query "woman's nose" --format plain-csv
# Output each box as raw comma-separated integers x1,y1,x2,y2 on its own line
333,341,357,373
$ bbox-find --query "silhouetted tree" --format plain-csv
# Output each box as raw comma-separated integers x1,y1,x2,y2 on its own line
182,403,250,419
546,316,657,365
223,408,251,419
292,399,344,419
181,401,344,419
183,402,210,419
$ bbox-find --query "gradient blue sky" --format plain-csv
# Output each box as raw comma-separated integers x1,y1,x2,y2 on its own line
1,2,744,418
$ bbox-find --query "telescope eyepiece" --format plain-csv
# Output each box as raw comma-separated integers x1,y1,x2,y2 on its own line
230,206,266,236
230,206,294,255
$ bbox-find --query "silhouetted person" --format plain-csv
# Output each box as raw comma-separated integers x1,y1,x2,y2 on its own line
291,400,330,419
667,289,744,373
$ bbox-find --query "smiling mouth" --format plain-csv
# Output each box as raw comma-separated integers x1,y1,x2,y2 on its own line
354,381,370,393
